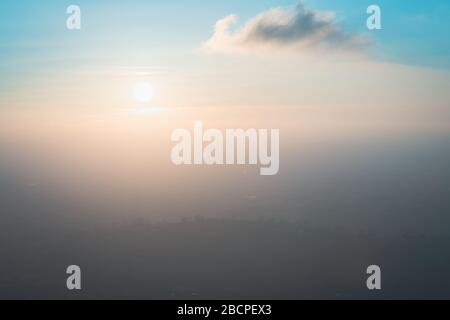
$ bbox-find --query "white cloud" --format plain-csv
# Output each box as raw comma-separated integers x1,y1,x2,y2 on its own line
201,2,370,55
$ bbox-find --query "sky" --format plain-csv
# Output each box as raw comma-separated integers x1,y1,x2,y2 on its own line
0,0,448,119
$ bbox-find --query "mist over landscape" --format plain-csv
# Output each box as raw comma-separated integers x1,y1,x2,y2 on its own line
1,107,449,299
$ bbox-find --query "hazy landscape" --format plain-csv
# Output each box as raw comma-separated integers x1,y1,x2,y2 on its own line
1,108,449,299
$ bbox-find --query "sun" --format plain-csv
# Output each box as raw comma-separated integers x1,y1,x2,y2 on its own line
133,81,154,103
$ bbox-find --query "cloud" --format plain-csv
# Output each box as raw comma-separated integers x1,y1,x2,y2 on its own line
201,2,370,55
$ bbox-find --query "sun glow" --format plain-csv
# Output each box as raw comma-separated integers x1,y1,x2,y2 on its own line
133,82,154,103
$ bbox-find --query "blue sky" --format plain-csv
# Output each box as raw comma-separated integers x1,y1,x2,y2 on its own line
0,1,449,110
1,1,449,68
